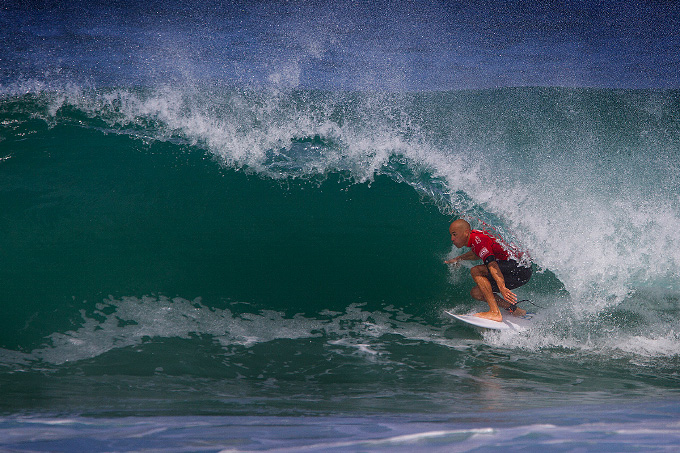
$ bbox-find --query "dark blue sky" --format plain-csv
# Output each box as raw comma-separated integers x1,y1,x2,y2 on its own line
1,0,679,89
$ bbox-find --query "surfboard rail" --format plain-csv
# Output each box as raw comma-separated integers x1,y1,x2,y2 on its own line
444,310,533,331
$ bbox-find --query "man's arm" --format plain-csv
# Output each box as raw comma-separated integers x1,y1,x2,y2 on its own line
445,250,477,264
486,261,517,304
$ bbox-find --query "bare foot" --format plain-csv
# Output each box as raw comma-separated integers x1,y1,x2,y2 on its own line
512,307,527,317
474,311,503,322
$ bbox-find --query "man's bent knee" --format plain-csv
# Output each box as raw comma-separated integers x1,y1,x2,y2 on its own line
470,265,488,277
470,286,484,300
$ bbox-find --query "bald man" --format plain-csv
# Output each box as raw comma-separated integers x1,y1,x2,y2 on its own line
445,219,532,322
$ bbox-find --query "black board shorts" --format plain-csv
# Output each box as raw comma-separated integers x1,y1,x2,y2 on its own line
489,260,532,292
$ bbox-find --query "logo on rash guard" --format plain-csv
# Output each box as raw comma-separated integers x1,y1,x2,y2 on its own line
478,247,489,260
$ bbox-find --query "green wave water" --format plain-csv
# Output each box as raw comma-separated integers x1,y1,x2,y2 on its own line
1,85,679,420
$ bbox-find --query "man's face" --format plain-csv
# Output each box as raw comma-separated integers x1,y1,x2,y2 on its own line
449,223,469,249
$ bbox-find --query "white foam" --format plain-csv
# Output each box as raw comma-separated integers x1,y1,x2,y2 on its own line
30,297,450,365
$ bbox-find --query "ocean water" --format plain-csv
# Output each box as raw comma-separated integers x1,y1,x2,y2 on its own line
2,1,680,451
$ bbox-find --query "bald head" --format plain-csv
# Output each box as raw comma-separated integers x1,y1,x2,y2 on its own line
449,219,471,248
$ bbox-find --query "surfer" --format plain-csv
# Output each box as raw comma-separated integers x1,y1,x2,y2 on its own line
445,219,532,322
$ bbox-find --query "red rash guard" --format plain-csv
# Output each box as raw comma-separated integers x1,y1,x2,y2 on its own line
467,230,516,264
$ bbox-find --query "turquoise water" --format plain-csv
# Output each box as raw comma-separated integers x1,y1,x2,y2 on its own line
2,86,680,450
2,0,680,450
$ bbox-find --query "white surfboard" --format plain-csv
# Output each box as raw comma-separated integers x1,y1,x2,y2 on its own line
444,310,533,331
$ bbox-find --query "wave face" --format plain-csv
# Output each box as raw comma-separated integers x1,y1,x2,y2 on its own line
1,0,680,423
1,86,679,417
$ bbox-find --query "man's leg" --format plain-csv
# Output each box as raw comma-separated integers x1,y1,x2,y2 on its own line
471,281,527,317
470,265,503,322
494,295,527,317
